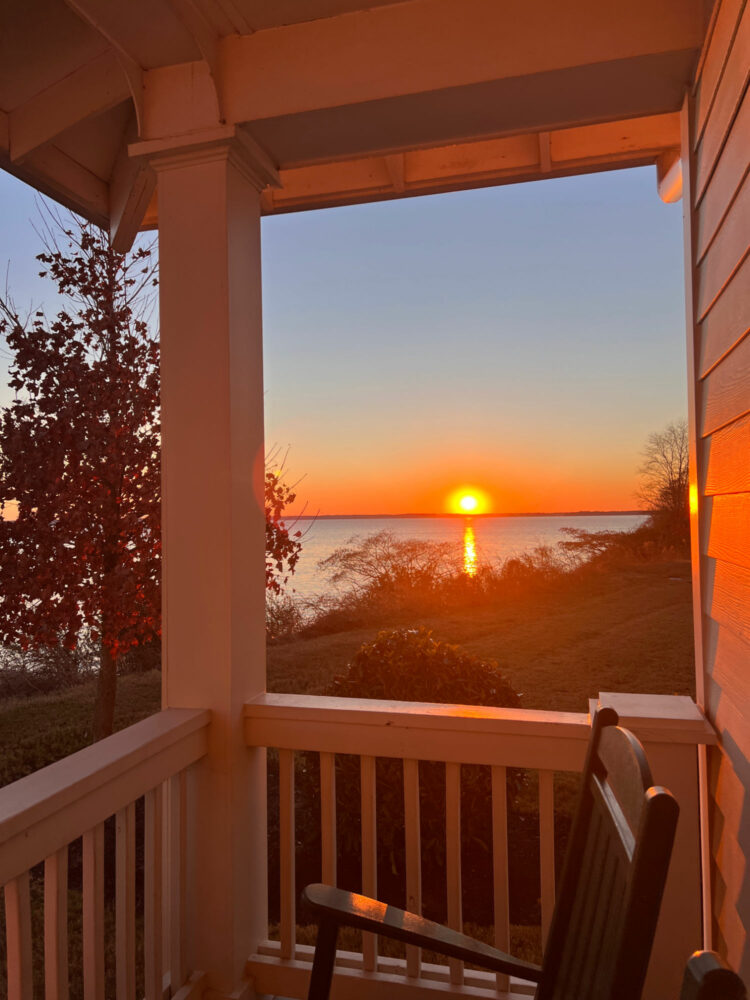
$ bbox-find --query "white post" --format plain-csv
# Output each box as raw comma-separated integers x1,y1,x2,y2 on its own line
595,693,717,1000
138,127,279,997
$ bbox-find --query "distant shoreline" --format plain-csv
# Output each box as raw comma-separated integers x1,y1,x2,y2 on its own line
292,510,643,520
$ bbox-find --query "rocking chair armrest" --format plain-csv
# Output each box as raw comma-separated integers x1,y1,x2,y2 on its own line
302,883,543,982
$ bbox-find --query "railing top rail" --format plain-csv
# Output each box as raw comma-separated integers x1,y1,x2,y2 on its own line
244,693,591,769
0,707,210,886
595,693,717,745
244,693,716,769
245,692,590,734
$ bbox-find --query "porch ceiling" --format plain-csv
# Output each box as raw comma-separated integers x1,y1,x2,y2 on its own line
0,0,710,240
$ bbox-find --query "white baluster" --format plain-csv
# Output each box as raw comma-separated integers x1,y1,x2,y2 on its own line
83,824,105,1000
44,847,69,1000
539,770,555,946
320,752,337,886
144,786,164,1000
492,765,510,992
403,759,421,978
446,762,463,985
360,755,378,972
5,871,33,1000
279,749,296,961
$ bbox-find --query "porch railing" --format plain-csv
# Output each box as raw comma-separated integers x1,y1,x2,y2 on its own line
0,693,712,1000
243,692,712,1000
0,708,209,1000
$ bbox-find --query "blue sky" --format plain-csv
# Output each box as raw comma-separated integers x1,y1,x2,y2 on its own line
0,164,687,514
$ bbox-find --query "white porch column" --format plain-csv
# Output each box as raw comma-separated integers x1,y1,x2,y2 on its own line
140,128,279,997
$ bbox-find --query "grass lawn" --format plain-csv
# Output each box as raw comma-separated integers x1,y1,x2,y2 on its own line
268,559,695,710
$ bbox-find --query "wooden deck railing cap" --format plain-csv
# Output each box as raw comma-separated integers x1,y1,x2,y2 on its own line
594,694,717,744
244,692,590,732
244,693,593,769
0,707,210,885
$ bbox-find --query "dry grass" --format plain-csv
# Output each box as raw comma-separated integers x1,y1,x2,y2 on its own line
268,559,695,711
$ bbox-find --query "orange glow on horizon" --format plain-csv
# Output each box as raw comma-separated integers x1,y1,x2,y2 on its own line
281,457,646,517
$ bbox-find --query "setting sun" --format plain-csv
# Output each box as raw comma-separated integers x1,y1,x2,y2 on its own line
448,487,491,515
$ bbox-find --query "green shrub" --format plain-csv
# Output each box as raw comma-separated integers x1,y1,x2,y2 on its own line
291,628,530,927
327,626,521,706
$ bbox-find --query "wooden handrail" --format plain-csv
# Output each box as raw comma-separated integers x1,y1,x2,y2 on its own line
244,693,591,769
0,707,210,886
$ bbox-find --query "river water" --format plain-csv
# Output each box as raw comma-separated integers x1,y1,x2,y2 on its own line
284,513,645,598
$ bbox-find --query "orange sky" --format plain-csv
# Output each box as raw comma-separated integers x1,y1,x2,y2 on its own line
281,448,644,517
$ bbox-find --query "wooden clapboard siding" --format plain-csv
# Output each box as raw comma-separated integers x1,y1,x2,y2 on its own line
713,805,745,896
708,619,750,708
716,895,746,974
696,85,750,262
694,0,744,141
699,259,750,375
706,494,750,567
686,0,750,974
706,559,750,649
703,412,750,493
709,751,744,856
700,328,750,434
696,173,750,320
713,682,750,765
694,2,750,199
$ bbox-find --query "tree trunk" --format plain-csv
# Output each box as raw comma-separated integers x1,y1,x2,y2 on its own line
93,641,117,741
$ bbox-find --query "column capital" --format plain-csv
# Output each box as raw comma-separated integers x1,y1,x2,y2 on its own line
129,125,280,192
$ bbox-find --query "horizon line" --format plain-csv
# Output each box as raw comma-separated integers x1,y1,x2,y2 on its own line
290,509,645,520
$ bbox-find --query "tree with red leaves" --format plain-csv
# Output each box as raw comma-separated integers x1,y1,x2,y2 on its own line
0,221,160,739
265,449,303,595
0,218,301,740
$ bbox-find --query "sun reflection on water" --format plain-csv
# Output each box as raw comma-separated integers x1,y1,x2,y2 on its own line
463,522,478,577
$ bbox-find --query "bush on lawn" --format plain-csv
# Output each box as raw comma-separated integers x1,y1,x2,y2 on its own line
289,628,538,927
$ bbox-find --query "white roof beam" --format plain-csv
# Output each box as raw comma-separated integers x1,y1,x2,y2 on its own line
9,51,130,163
63,0,145,129
656,149,683,203
164,0,223,118
1,144,109,225
265,112,682,215
63,0,224,127
216,0,704,124
109,116,156,252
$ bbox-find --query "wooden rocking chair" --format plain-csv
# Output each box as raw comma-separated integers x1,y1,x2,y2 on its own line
303,707,679,1000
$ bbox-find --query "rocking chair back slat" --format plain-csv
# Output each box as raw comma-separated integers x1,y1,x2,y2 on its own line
539,710,679,1000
